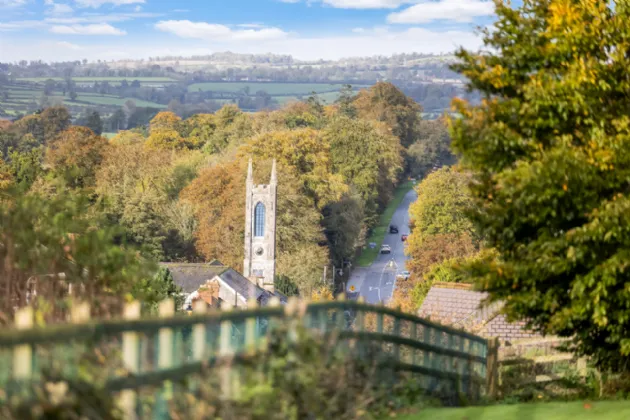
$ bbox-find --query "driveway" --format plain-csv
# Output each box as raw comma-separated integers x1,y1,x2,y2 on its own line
348,189,417,304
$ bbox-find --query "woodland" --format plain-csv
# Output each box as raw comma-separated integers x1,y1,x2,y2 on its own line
0,81,454,317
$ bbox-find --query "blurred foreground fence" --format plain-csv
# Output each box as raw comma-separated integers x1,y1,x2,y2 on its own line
0,296,493,417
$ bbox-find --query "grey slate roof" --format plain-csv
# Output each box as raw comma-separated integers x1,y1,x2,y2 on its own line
219,267,265,301
418,282,540,341
160,262,288,304
160,263,228,294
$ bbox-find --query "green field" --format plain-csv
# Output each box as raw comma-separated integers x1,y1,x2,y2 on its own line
356,180,416,267
73,94,165,108
188,82,369,95
17,77,177,83
397,400,630,420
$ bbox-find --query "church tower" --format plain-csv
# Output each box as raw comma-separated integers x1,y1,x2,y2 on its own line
243,159,277,293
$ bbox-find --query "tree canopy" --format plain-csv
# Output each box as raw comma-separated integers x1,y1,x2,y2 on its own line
450,0,630,369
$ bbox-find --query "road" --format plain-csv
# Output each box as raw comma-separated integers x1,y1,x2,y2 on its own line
356,189,417,304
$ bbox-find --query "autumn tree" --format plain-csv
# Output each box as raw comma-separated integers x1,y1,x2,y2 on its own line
450,0,630,369
241,128,347,208
46,126,109,189
202,105,253,154
354,82,422,148
407,118,455,178
95,142,202,260
41,106,71,143
395,167,478,313
407,167,475,246
323,115,402,223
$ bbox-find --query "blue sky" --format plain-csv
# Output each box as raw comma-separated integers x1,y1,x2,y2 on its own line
0,0,498,62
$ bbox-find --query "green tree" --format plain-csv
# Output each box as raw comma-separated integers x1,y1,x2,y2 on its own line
449,0,630,369
406,118,455,178
336,84,357,119
354,82,422,148
44,79,56,96
242,128,347,208
0,188,156,320
323,115,402,223
407,167,475,245
86,110,103,135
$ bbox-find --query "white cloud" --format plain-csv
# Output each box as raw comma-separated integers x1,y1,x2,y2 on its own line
73,0,144,8
0,0,28,7
352,27,365,33
388,0,494,23
46,2,74,15
321,0,413,8
45,11,159,24
1,25,482,62
56,40,82,50
0,20,45,31
155,20,289,42
50,23,126,35
278,0,415,8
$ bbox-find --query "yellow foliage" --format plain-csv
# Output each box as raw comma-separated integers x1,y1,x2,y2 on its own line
311,286,334,302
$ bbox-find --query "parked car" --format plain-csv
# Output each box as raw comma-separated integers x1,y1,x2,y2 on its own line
380,244,392,254
401,234,408,242
389,225,399,234
397,271,411,280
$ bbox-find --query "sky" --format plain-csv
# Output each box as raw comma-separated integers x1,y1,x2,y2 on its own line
0,0,500,62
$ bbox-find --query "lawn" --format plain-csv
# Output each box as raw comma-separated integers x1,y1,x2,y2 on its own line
188,82,370,95
356,180,416,267
397,401,630,420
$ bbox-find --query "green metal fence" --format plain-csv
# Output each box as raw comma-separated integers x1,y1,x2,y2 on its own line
0,297,493,417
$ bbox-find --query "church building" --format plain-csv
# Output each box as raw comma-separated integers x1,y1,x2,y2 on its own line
162,159,288,309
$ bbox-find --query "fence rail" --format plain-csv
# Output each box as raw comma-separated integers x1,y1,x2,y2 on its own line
0,296,491,417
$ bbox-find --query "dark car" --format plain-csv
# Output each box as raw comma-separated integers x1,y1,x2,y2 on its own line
389,225,399,234
401,234,408,242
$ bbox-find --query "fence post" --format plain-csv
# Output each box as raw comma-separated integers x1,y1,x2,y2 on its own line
119,301,141,420
393,317,401,361
70,301,91,323
13,307,34,380
486,337,499,399
192,300,207,362
410,322,417,365
245,299,258,353
219,301,234,399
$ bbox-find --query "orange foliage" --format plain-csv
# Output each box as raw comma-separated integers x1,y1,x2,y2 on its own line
46,126,110,188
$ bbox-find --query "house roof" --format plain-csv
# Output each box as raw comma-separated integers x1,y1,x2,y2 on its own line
160,262,288,304
418,282,539,341
218,267,265,301
160,262,229,294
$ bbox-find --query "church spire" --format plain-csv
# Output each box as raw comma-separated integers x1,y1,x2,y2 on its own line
270,159,277,185
247,158,253,182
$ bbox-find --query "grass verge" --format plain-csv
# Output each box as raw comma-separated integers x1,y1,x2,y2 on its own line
396,400,630,420
356,180,415,267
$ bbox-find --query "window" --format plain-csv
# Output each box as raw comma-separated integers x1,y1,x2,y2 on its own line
254,202,265,237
